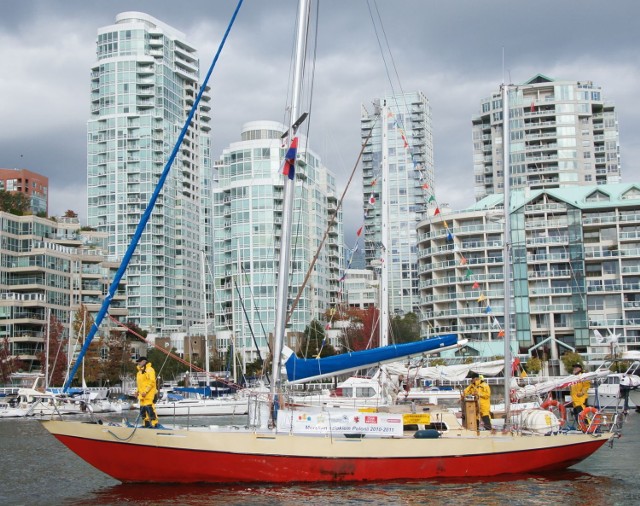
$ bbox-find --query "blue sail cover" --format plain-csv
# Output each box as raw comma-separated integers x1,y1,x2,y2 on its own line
285,334,459,383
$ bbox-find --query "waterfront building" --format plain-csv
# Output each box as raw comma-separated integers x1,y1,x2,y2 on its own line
212,121,342,363
361,91,433,317
342,269,378,310
472,74,620,201
87,12,211,333
417,183,640,368
0,213,127,367
0,168,49,215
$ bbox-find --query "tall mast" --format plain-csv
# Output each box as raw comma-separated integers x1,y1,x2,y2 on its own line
502,84,513,424
380,100,390,347
201,250,210,387
270,0,309,394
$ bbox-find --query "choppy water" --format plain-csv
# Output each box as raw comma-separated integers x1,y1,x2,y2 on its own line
1,413,638,505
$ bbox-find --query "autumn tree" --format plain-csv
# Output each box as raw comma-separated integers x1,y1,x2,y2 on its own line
69,304,103,385
340,307,379,352
0,337,20,383
36,314,68,387
99,331,136,385
64,209,78,218
339,322,365,353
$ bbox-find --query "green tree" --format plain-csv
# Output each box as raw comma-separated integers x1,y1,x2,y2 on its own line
146,346,189,383
0,190,30,215
244,357,265,378
391,312,420,343
561,351,585,373
299,320,336,358
525,357,542,374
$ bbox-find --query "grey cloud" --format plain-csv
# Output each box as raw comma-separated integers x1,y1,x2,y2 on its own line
1,0,639,231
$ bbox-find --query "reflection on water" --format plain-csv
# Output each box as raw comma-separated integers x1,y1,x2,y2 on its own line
1,413,638,505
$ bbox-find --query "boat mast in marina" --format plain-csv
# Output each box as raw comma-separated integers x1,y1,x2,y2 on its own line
270,0,310,395
502,83,513,425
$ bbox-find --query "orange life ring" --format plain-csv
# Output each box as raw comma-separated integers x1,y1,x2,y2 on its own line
541,398,566,426
578,407,602,433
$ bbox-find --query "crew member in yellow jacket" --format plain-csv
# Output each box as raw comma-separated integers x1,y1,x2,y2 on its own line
464,373,492,430
570,363,591,421
136,356,158,428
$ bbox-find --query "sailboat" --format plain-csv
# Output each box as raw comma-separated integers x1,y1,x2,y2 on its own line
42,0,619,483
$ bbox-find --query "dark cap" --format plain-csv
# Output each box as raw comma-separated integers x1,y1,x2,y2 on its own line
137,356,147,363
572,363,583,370
469,372,480,379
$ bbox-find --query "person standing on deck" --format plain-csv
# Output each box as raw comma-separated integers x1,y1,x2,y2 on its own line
136,356,159,428
570,363,591,422
464,373,492,430
619,371,633,414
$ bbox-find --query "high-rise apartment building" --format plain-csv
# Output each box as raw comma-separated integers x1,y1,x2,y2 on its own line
361,91,434,317
212,121,342,363
0,168,49,215
472,74,620,201
418,184,640,367
87,12,211,332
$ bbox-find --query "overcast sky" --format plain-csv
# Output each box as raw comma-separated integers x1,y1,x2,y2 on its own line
1,0,639,242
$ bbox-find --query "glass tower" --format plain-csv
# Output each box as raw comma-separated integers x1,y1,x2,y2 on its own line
87,12,211,332
212,121,342,363
361,91,434,317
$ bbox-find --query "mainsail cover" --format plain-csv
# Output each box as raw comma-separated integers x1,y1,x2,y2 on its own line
511,370,611,401
384,359,505,382
284,334,460,383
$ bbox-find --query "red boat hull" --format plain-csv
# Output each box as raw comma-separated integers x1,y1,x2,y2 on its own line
53,433,609,484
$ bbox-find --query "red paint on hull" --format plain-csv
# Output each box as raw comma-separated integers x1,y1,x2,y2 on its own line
53,434,609,484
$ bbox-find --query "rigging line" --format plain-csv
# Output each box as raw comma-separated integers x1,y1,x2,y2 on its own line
302,0,319,143
285,113,381,325
237,263,270,351
366,0,396,99
232,275,270,384
107,315,241,389
369,0,415,125
372,0,405,98
156,342,173,379
63,0,245,392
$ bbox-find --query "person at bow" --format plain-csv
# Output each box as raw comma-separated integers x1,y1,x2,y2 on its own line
136,356,159,428
569,363,591,422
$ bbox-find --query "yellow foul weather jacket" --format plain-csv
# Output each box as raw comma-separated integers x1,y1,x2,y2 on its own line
464,380,491,417
570,377,591,409
136,362,158,407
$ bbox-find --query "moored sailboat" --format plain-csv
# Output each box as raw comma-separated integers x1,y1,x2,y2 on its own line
42,0,620,484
